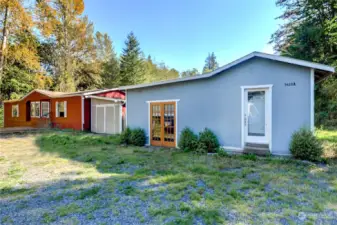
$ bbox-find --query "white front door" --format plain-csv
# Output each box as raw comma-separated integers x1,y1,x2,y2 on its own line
244,88,270,144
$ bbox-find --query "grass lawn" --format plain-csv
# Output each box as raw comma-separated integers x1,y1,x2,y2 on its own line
0,130,336,224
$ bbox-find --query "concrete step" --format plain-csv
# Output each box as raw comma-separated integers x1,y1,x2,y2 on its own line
245,143,269,149
243,145,270,156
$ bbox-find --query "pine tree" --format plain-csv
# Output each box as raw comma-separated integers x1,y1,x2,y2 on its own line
202,52,219,74
95,32,120,88
119,32,145,86
271,0,337,127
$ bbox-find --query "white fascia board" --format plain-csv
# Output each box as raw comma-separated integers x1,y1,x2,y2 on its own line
146,99,180,103
85,95,125,103
82,88,122,96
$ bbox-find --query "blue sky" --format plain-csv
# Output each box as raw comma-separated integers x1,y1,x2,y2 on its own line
84,0,282,72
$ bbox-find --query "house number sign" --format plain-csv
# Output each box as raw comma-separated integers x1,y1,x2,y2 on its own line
285,82,296,86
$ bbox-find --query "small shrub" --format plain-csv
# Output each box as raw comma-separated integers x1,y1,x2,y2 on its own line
120,127,132,144
290,128,323,161
130,128,146,146
195,142,207,154
216,147,229,157
198,128,220,153
178,127,198,151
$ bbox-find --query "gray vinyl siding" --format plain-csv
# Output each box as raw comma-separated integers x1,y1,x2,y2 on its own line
126,58,311,155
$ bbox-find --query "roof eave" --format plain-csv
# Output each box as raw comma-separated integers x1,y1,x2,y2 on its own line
119,52,335,91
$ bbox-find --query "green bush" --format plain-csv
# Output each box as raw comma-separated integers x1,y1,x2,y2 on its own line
198,128,220,153
290,128,323,161
120,127,132,144
216,147,229,157
130,128,146,146
178,127,198,151
195,142,208,154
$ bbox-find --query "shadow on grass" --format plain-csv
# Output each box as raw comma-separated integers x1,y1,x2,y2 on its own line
1,132,336,224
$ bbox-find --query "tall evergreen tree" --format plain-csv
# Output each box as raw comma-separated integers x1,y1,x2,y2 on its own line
271,0,337,127
202,52,219,73
95,32,120,88
119,32,145,86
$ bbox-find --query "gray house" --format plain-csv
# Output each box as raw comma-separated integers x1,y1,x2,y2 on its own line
120,52,335,155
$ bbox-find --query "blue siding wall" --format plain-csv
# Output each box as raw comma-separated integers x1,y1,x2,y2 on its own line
126,58,311,155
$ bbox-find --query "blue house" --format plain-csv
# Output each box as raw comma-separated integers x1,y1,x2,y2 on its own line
120,52,335,155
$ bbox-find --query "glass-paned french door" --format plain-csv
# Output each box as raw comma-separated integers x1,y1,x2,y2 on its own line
150,102,176,147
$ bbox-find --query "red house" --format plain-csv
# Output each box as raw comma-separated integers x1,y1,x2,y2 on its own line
3,89,125,134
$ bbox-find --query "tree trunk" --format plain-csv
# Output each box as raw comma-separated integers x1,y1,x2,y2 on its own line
0,3,9,80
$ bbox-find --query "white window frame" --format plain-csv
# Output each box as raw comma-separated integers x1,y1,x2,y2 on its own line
31,101,41,118
41,101,50,118
56,101,67,118
12,104,19,117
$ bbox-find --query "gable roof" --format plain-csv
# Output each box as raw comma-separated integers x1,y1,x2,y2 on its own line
119,52,335,90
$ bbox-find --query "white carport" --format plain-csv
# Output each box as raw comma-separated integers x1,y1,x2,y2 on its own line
86,96,125,134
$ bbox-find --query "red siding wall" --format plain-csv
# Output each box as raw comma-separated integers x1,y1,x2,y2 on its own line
51,96,82,130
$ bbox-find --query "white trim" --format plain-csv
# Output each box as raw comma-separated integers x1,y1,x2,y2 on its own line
147,100,179,148
30,101,41,118
269,86,273,152
241,88,245,149
11,104,19,117
55,101,67,118
104,106,106,132
241,85,273,152
81,97,84,131
85,95,125,103
119,52,334,90
55,101,59,118
64,101,67,118
146,99,180,103
147,102,150,145
120,104,123,133
95,106,97,133
310,69,315,132
240,84,273,89
82,88,121,96
125,90,128,128
41,101,50,118
176,102,178,148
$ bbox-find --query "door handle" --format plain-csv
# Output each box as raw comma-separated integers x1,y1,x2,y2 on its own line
244,114,247,126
